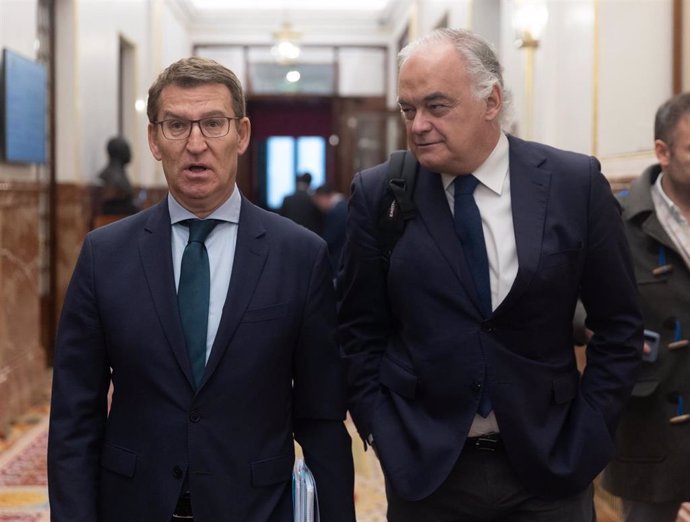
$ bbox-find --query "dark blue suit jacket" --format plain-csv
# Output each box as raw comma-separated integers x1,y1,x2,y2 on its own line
338,135,642,501
48,196,355,522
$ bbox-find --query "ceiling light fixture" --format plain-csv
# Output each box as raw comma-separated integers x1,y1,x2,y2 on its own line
271,21,301,64
285,70,301,83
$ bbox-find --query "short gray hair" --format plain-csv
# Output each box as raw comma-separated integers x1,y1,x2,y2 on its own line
398,28,512,126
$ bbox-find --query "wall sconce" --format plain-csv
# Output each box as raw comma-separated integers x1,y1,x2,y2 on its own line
513,0,548,48
512,0,548,139
271,21,301,64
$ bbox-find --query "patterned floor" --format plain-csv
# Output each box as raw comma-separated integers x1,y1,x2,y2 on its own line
0,403,385,522
0,404,50,522
350,426,387,522
6,399,688,522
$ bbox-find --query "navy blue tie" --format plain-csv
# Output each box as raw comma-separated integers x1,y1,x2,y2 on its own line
453,175,492,417
178,219,219,388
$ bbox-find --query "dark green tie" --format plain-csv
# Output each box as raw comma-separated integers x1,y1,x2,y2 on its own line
178,219,220,388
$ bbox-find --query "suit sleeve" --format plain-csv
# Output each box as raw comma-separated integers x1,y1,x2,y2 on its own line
47,235,111,522
578,158,643,433
292,241,355,522
336,171,392,444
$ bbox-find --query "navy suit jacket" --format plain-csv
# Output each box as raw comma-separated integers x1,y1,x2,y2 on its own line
338,135,642,501
48,195,355,522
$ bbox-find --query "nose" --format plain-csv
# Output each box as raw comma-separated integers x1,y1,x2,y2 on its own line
185,122,208,152
409,112,432,134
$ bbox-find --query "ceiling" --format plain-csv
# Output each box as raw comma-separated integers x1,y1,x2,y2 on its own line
177,0,409,42
181,0,401,95
188,0,395,11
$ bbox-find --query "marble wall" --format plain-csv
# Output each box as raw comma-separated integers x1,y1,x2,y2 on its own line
54,183,93,336
0,182,51,435
0,179,166,433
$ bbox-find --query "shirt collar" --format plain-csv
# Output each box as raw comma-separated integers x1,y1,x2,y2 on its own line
441,132,509,195
653,172,686,224
168,186,241,225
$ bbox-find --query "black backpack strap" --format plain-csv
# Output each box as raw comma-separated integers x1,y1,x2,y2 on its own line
378,150,419,264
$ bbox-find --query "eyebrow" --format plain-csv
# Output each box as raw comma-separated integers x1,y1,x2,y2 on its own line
398,92,454,106
160,110,229,119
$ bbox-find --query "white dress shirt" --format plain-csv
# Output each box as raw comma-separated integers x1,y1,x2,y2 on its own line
168,188,241,363
441,132,517,436
652,172,690,271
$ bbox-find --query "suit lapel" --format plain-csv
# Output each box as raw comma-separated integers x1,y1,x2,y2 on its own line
496,136,551,313
414,167,485,318
138,199,195,388
201,197,269,387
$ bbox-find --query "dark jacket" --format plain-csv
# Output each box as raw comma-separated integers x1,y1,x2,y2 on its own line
48,196,355,522
602,164,690,503
279,190,323,235
338,135,642,501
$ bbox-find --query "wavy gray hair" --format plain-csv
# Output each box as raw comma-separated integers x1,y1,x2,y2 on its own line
398,28,513,127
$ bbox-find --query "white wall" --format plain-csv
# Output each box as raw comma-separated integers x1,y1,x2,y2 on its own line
6,0,681,186
55,0,191,188
0,0,38,56
160,0,192,71
498,0,667,178
599,0,672,156
501,0,596,154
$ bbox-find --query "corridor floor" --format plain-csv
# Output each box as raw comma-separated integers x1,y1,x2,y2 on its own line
0,390,685,522
0,393,387,522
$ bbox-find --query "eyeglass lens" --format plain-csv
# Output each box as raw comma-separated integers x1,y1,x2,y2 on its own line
161,117,232,139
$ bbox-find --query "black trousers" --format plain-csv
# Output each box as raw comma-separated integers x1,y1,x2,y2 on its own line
171,490,194,521
385,438,595,522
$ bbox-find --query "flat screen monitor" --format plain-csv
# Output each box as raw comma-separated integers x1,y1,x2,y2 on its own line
1,48,47,164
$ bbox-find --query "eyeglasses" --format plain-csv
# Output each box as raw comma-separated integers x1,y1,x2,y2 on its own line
153,116,242,140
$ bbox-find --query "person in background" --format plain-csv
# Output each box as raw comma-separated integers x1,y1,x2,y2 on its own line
97,136,140,215
313,184,347,273
337,28,642,522
48,56,355,522
601,92,690,522
279,172,323,234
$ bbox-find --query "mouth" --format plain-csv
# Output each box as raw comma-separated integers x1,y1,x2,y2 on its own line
414,142,440,150
184,163,211,174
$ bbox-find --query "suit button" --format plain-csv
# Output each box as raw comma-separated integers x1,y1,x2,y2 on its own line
472,382,482,393
189,410,201,423
172,466,183,479
481,322,495,333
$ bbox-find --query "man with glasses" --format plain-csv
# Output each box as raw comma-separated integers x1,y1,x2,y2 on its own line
48,57,355,522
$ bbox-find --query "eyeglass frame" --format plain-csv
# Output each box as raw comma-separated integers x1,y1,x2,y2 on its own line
152,116,243,140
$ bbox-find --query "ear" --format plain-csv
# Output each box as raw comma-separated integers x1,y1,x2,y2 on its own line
237,117,252,155
485,84,502,121
148,123,162,161
654,139,670,168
